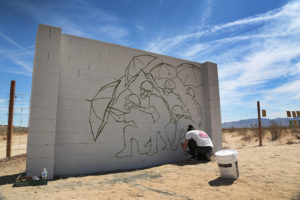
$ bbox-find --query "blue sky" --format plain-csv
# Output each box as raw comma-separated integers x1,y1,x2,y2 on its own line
0,0,299,124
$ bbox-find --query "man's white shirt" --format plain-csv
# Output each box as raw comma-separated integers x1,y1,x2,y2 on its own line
186,130,213,147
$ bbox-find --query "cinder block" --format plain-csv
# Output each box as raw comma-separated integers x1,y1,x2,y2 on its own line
89,61,109,72
61,35,72,47
67,57,89,70
55,132,92,144
35,48,50,61
55,143,87,157
54,154,106,176
30,106,58,120
90,42,111,55
36,25,61,50
29,119,56,133
76,89,94,101
28,132,56,145
57,98,89,112
36,36,60,51
34,60,60,74
71,37,91,50
78,70,93,80
60,45,80,58
31,82,59,96
27,144,55,158
33,70,59,86
56,110,89,121
65,120,90,132
57,87,78,100
31,94,58,108
80,48,98,62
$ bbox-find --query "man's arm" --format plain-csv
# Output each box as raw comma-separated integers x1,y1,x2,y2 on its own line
181,140,189,150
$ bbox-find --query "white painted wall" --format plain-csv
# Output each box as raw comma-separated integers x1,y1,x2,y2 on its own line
26,24,222,179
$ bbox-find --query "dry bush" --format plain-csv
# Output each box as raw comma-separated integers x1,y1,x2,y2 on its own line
0,125,28,136
222,135,228,143
13,126,28,135
291,128,300,134
239,128,247,136
0,125,7,136
286,138,294,145
269,121,282,141
241,134,252,141
223,126,235,133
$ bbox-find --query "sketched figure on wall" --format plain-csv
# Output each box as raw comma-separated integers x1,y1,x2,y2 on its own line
137,80,170,155
87,79,121,141
161,79,191,121
109,93,153,157
139,80,160,122
185,87,202,128
88,54,204,157
165,105,195,150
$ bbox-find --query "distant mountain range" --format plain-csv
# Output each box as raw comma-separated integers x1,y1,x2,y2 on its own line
222,117,300,128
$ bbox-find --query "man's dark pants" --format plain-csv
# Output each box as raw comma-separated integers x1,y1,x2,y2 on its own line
188,139,213,161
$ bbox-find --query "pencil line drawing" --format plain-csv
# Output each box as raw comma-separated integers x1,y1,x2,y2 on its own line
87,54,204,157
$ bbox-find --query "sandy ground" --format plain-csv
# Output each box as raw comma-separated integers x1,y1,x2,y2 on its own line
0,141,300,200
0,135,27,159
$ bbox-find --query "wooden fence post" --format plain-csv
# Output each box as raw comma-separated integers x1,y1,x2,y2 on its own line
6,80,16,158
257,101,262,147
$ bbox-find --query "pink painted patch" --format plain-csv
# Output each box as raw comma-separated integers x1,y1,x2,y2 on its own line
198,131,209,138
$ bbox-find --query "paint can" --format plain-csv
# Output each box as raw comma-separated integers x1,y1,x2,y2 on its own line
215,149,239,179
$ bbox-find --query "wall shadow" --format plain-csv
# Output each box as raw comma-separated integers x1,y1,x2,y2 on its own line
0,173,20,186
208,177,236,186
295,192,300,200
172,159,211,166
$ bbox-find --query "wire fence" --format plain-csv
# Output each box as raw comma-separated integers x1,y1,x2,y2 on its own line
0,93,30,159
221,106,300,149
0,91,299,158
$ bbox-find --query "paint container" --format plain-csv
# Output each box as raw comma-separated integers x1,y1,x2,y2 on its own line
215,149,239,179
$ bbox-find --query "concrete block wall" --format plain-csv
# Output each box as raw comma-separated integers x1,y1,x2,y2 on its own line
26,24,61,178
26,24,222,179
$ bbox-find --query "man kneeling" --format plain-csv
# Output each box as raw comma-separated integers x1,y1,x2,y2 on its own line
181,125,213,161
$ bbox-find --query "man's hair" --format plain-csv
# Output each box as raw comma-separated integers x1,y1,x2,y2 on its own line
187,125,194,131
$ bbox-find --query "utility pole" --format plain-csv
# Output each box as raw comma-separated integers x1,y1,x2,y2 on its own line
257,101,262,147
6,80,16,158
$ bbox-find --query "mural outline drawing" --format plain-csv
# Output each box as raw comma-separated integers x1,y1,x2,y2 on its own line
88,54,204,158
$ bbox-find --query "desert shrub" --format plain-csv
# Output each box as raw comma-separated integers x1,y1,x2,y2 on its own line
222,126,236,133
241,134,252,141
0,125,7,136
269,121,282,141
222,135,228,143
233,128,247,136
291,128,300,134
0,125,28,136
1,135,7,140
286,139,294,145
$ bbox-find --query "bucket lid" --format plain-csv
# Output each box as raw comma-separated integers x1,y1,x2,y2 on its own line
215,149,237,157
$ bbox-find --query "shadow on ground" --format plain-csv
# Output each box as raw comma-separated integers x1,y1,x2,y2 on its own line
53,158,214,180
208,177,236,186
172,159,211,166
0,173,20,186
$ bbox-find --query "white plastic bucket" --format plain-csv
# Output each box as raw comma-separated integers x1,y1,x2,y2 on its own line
215,149,239,179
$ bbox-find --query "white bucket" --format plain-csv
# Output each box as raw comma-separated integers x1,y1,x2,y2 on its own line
215,149,239,179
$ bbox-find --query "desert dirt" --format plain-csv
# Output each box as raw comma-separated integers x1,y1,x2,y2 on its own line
0,128,300,200
0,126,27,159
